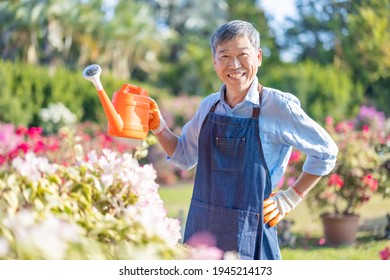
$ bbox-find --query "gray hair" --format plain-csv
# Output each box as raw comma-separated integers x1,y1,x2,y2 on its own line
210,20,261,57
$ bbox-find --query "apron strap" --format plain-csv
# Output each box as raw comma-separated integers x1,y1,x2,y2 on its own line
211,83,264,117
210,100,219,113
252,84,264,118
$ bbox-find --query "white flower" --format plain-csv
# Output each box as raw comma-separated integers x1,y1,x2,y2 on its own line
101,173,114,188
5,210,82,259
0,238,9,257
87,150,98,165
12,152,56,183
39,103,77,126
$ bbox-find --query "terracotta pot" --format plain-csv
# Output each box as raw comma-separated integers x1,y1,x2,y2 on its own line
320,213,360,246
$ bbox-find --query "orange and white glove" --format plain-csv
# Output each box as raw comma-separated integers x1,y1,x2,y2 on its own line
263,187,303,227
149,98,166,134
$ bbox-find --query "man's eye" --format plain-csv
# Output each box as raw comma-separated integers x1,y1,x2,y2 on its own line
240,53,249,57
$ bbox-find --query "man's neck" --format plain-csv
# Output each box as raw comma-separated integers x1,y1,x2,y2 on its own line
224,85,252,108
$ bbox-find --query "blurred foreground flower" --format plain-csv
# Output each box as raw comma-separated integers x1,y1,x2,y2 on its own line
185,231,238,260
0,122,228,260
379,247,390,260
0,148,182,259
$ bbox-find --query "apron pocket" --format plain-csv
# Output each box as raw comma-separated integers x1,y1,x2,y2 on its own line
184,199,259,259
212,137,245,171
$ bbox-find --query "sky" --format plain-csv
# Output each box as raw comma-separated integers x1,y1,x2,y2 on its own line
259,0,299,61
259,0,298,26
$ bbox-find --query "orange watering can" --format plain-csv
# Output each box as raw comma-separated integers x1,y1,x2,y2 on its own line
82,64,150,140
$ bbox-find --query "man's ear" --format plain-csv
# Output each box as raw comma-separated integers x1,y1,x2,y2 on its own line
258,49,262,66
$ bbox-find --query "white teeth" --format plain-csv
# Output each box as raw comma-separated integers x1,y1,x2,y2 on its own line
228,73,244,79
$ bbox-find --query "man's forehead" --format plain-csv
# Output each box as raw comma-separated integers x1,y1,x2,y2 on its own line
216,37,253,53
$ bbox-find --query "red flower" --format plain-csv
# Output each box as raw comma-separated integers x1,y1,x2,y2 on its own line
327,173,344,188
0,154,6,166
362,174,378,191
335,121,354,133
27,127,43,138
18,142,29,154
33,139,46,153
15,126,28,135
379,247,390,260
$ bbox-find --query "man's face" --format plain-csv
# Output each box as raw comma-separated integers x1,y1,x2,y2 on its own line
213,35,262,94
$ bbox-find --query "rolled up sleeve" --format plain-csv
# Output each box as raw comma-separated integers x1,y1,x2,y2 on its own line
279,96,339,176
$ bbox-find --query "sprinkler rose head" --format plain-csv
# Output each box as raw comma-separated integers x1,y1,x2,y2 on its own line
82,64,103,90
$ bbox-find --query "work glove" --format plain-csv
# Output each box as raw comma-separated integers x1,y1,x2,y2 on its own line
263,187,303,227
149,98,166,134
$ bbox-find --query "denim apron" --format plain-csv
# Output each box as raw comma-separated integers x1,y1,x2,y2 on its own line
183,88,281,260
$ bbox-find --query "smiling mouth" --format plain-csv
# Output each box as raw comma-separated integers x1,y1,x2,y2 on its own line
228,72,245,80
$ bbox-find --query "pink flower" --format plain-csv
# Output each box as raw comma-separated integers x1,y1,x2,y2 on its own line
277,176,285,188
18,142,29,154
187,231,217,248
362,174,378,191
0,155,6,166
15,126,28,135
325,116,334,126
33,139,46,153
186,231,224,260
187,245,224,260
335,121,354,133
379,247,390,260
7,142,30,160
48,139,60,152
289,150,301,163
287,176,296,187
27,127,43,138
328,174,344,188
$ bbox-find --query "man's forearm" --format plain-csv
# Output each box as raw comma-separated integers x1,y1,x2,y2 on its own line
154,127,178,157
292,172,322,197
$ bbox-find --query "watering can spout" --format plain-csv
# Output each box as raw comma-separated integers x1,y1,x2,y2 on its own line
82,64,124,132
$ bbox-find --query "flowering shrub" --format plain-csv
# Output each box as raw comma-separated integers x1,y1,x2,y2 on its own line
280,106,389,215
0,122,229,260
0,122,141,167
0,148,184,259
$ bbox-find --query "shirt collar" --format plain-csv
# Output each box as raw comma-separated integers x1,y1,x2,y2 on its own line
218,77,260,107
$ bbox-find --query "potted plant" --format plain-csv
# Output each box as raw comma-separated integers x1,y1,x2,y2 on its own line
280,106,389,246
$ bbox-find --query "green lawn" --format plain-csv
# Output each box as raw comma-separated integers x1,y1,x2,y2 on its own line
158,182,390,260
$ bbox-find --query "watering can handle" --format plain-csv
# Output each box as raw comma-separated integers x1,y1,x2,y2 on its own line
120,84,149,96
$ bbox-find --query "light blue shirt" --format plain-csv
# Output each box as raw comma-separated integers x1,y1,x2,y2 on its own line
169,78,338,189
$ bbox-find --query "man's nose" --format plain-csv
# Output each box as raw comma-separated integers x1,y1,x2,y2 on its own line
228,57,241,68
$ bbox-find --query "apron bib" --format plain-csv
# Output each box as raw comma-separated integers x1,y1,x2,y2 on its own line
184,89,281,260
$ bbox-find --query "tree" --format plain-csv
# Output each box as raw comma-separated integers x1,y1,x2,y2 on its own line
227,0,280,65
283,0,390,115
340,0,390,114
144,0,229,95
261,61,362,123
98,0,166,80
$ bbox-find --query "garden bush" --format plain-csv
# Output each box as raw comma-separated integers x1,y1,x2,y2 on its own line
261,61,363,124
0,60,172,127
0,122,229,260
